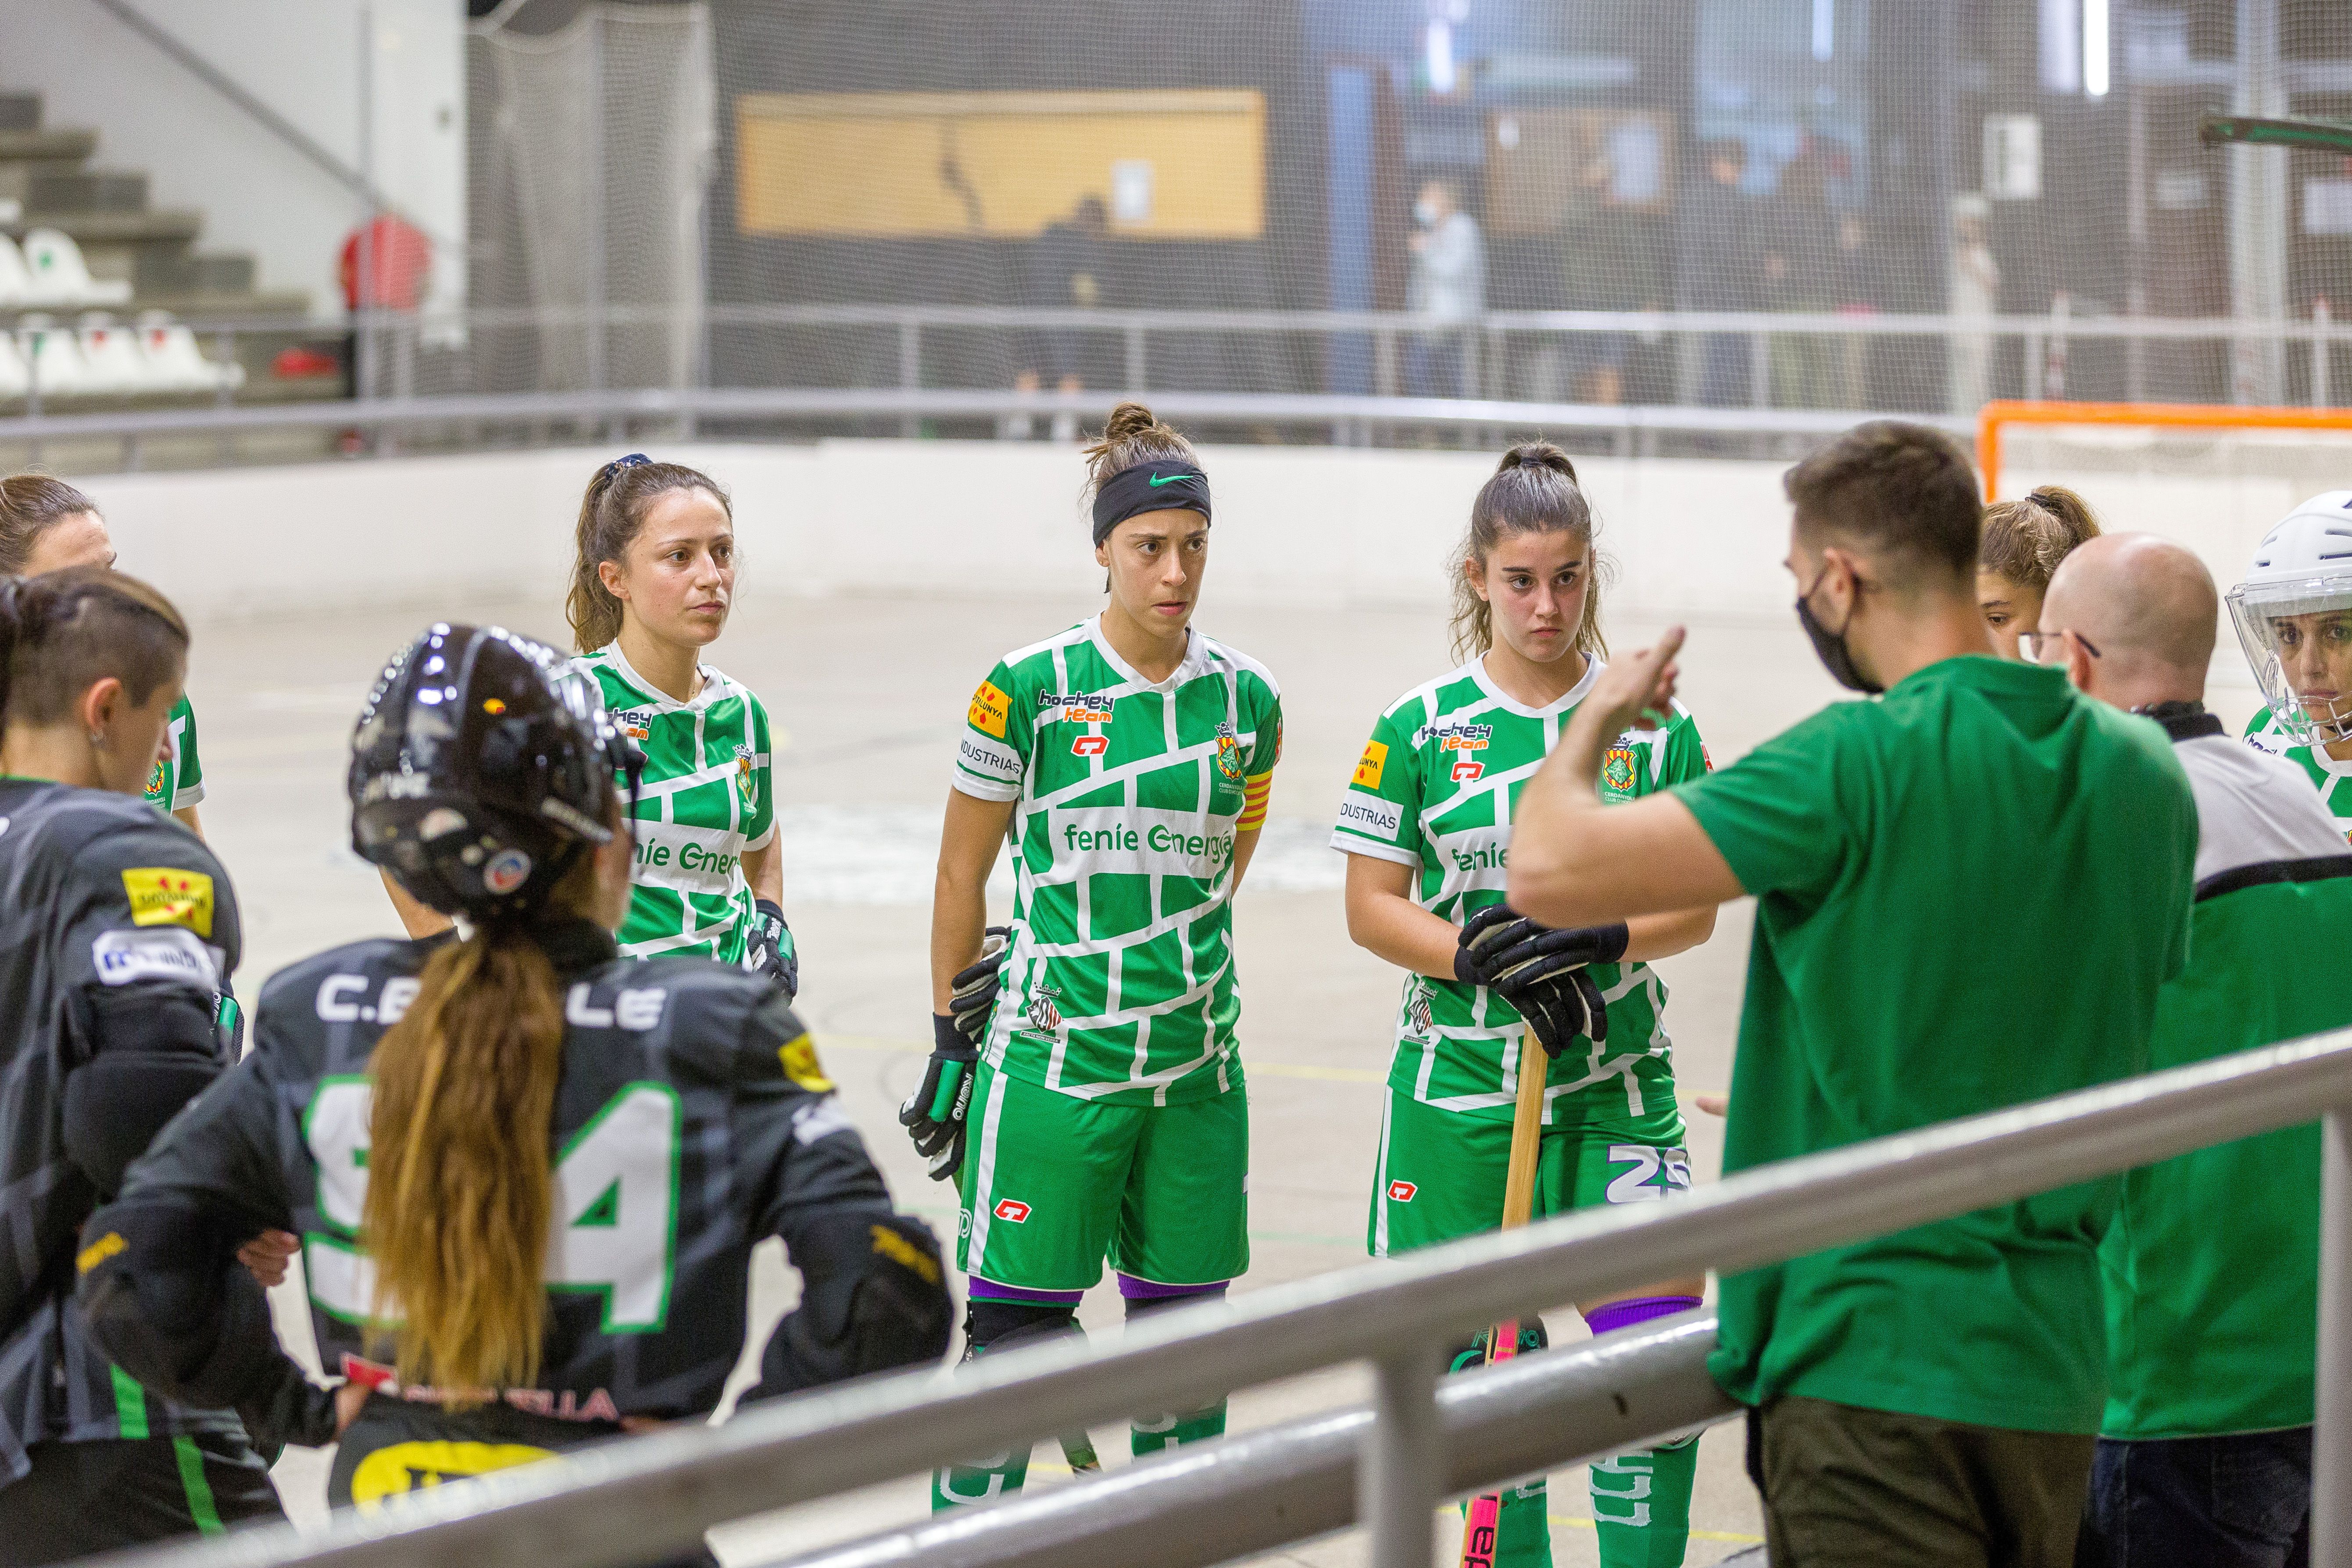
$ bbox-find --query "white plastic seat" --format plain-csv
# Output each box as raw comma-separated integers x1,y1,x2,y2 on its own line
19,315,94,395
0,333,29,400
19,227,132,307
0,236,30,308
75,312,149,393
136,311,243,391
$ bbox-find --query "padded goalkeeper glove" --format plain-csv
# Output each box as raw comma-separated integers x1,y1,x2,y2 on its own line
1454,905,1620,1060
747,898,799,1002
899,1014,979,1182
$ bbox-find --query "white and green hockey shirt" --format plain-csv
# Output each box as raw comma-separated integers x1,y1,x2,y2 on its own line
573,643,776,962
950,616,1282,1107
1330,655,1708,1126
143,694,204,815
2245,707,2352,844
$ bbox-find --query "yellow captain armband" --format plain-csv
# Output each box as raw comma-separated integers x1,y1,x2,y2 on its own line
1238,772,1273,831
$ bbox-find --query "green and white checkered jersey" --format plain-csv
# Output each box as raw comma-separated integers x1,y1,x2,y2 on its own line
2245,707,2352,845
144,694,204,815
572,643,776,962
950,616,1282,1107
1330,656,1709,1126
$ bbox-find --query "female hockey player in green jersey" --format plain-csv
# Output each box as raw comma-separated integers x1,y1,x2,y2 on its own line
556,457,793,994
903,400,1282,1510
2234,491,2352,843
1975,485,2100,661
1,474,207,836
1332,443,1713,1568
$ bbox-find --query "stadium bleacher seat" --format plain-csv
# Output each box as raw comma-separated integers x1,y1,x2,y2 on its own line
19,314,93,393
136,310,243,391
75,311,147,393
0,331,28,398
20,228,132,307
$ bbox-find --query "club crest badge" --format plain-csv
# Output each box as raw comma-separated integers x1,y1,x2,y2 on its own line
1601,748,1637,793
1214,723,1245,783
1024,985,1064,1033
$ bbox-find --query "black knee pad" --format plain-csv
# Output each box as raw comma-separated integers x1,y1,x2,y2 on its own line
1122,1284,1228,1323
965,1297,1077,1355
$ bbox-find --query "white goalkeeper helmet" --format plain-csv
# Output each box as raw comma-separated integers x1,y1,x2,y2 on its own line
2227,492,2352,743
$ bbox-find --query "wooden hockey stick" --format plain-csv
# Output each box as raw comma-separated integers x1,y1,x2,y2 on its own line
1455,1038,1551,1568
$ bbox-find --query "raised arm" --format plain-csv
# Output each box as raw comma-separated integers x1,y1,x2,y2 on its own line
1508,628,1744,927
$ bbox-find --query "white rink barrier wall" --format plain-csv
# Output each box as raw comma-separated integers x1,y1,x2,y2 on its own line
64,438,2323,632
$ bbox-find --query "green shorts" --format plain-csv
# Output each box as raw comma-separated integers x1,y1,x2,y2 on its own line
1369,1087,1689,1257
957,1060,1250,1291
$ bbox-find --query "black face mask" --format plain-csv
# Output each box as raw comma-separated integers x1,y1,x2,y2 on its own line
1796,567,1884,694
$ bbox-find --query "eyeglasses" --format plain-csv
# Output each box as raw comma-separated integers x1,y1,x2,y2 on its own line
2019,629,2100,665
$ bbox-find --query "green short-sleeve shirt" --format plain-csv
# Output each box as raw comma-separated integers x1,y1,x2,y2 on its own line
1675,656,2197,1434
143,695,204,815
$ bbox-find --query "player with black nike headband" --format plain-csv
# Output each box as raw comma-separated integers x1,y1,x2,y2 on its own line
77,624,948,1549
0,568,282,1560
1333,443,1714,1568
903,401,1281,1510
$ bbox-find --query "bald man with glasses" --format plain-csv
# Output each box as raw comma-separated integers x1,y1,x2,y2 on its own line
2041,532,2352,1568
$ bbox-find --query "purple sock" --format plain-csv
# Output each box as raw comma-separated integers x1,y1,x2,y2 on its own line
968,1277,1085,1308
1583,1294,1702,1338
1117,1273,1228,1303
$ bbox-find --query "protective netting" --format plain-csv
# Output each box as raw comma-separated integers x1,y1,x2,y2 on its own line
456,0,2352,430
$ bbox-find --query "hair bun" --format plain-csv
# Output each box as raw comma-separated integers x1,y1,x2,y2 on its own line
1497,441,1577,483
2024,484,2102,548
1102,401,1160,443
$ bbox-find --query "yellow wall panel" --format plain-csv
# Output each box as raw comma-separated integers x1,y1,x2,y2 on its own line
736,90,1265,240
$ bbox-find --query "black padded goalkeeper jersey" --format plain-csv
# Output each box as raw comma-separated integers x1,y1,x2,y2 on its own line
112,921,897,1424
0,776,247,1477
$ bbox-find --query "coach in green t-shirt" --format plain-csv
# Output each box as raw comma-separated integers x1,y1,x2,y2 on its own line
1508,421,2198,1565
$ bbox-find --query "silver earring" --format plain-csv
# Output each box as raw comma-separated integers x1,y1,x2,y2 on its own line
87,732,104,750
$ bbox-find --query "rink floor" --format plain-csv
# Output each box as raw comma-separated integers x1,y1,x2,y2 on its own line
193,586,2261,1565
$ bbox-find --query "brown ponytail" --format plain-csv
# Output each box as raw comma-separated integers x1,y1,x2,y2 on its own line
1083,401,1197,497
1980,485,2101,593
360,852,600,1393
0,474,98,575
1448,442,1612,664
565,456,732,653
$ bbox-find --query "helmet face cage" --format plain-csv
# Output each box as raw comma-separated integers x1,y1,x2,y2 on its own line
2227,576,2352,746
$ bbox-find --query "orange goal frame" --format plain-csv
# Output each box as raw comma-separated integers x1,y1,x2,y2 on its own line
1977,400,2352,500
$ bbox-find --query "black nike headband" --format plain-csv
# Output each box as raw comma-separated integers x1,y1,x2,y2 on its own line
1091,460,1212,546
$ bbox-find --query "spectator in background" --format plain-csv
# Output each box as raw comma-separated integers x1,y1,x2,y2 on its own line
1009,196,1108,443
1828,214,1879,407
1762,150,1839,409
1406,178,1485,400
1677,139,1759,407
1948,193,2001,414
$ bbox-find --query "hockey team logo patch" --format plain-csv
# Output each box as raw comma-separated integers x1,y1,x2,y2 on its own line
1025,988,1064,1033
1387,1180,1418,1203
1214,723,1245,783
1072,734,1108,757
1601,748,1637,793
993,1198,1033,1223
122,867,214,938
1451,759,1484,783
145,757,168,799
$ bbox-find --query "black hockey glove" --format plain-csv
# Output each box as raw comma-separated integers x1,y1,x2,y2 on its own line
948,926,1012,1046
1454,904,1618,1060
747,899,799,1002
899,1014,979,1182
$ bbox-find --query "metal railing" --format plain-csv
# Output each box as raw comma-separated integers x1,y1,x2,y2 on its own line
7,300,2351,470
92,1026,2352,1568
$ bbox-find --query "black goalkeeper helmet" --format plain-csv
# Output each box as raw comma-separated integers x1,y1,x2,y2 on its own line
349,623,641,919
